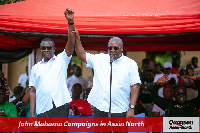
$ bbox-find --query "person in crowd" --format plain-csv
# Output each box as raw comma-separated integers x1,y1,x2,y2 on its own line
69,83,92,116
9,86,25,106
0,71,10,101
139,58,150,73
178,64,198,100
154,61,178,97
151,69,200,117
0,86,17,117
70,9,141,120
84,68,94,100
153,63,163,77
171,57,181,76
66,65,88,99
139,69,154,117
18,66,28,88
152,83,174,117
22,80,37,117
29,8,75,117
191,57,200,77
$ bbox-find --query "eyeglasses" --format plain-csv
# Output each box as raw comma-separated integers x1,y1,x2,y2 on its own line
41,47,52,51
175,92,186,96
108,46,120,51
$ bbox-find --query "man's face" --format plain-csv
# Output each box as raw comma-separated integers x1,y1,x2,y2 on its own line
155,65,162,74
163,87,173,99
164,68,171,75
144,71,153,82
72,83,82,97
174,87,187,103
0,90,5,104
108,39,123,60
73,66,81,77
40,41,55,62
192,59,198,67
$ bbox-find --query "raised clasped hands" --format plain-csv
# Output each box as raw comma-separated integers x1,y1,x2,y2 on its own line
156,74,169,85
185,69,197,80
64,8,74,22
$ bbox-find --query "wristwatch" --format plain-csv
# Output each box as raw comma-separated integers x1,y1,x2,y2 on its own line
129,104,135,109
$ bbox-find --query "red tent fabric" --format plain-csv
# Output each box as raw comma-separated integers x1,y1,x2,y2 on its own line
0,0,200,51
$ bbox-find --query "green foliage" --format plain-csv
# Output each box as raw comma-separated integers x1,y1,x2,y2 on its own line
0,0,25,5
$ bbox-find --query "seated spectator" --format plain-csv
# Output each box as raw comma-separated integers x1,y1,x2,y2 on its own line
178,64,197,100
18,66,28,88
192,57,200,78
9,86,25,106
66,65,88,99
0,71,10,101
154,62,178,97
151,70,200,117
69,83,92,116
22,80,37,117
153,63,163,77
0,86,17,117
152,83,174,117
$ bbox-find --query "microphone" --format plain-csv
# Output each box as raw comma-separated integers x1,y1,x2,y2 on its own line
110,53,115,63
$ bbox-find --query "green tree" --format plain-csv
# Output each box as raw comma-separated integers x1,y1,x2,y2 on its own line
0,0,25,5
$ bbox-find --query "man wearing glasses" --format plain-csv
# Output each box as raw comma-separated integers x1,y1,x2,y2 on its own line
69,9,141,122
29,8,75,117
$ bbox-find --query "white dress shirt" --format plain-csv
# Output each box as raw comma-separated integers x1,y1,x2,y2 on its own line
86,53,141,113
153,73,178,97
66,74,88,99
29,50,72,115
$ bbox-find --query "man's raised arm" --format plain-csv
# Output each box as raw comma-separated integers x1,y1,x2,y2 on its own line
64,8,75,57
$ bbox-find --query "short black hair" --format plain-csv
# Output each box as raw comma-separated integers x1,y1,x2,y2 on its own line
14,86,23,96
40,38,55,47
192,57,198,62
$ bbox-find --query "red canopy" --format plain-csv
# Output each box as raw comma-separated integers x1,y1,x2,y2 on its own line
0,0,200,51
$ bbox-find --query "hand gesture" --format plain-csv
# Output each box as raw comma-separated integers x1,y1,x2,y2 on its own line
64,8,74,22
156,74,169,84
186,69,197,80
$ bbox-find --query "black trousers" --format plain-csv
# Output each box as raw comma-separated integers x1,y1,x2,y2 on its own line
37,102,69,133
37,102,69,117
94,107,127,133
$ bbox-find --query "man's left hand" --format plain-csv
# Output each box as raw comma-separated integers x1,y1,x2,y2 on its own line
126,108,134,117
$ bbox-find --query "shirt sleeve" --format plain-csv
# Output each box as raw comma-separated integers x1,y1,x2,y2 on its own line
57,50,72,70
85,52,94,68
129,61,141,86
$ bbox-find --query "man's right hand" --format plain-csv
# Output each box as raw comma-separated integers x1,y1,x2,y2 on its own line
64,8,74,22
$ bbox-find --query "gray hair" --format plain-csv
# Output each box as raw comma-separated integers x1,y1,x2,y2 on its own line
108,37,123,46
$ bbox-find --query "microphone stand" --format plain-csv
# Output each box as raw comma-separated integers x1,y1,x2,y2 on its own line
108,60,112,118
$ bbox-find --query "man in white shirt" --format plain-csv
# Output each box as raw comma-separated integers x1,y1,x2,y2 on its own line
154,62,178,97
18,66,28,88
66,65,88,99
69,8,141,120
29,8,75,117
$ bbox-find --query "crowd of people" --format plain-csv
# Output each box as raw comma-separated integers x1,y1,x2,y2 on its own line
0,8,200,133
